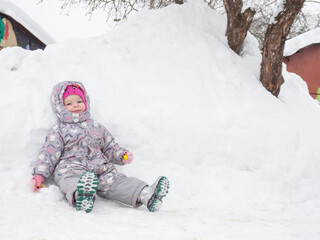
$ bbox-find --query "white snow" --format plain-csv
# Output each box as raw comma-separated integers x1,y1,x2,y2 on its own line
0,0,55,45
284,28,320,56
269,0,285,24
0,0,319,239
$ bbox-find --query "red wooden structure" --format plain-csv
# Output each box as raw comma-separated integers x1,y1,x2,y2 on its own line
284,32,320,100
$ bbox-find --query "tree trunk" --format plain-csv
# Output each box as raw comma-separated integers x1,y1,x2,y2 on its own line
260,0,305,97
174,0,184,4
223,0,256,55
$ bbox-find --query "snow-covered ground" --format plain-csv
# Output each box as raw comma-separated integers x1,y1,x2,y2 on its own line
0,1,319,239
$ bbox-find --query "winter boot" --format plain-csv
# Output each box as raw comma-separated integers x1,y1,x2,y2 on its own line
75,171,99,213
138,176,170,212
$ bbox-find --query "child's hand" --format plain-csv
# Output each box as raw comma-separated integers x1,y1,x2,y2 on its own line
30,175,45,192
123,151,133,164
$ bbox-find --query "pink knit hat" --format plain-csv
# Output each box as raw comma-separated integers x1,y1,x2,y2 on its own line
63,84,87,111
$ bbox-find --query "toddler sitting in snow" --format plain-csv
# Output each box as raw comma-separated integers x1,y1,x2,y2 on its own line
30,81,169,213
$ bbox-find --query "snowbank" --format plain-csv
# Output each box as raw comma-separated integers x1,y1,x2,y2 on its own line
0,0,319,239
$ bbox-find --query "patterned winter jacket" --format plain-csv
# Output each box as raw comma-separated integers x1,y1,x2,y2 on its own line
32,81,127,180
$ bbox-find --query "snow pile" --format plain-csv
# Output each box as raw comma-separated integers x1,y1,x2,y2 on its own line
0,0,319,239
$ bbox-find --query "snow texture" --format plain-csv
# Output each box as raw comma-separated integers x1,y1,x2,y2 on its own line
0,0,319,239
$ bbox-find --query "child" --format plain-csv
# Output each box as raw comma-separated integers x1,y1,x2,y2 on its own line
30,81,169,213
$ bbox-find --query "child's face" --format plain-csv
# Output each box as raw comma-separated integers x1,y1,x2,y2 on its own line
63,95,86,114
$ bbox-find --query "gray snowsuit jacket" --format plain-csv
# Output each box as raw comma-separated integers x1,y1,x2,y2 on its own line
32,81,147,206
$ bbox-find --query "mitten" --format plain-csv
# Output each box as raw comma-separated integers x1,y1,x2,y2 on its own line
123,151,133,164
30,175,44,192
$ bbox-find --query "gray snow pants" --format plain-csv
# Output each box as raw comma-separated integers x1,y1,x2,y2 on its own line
54,164,147,208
